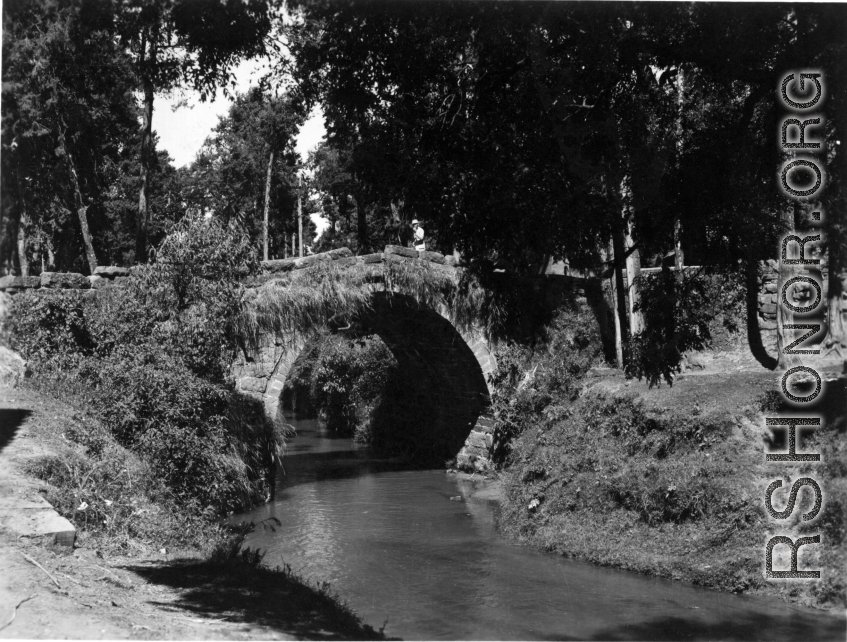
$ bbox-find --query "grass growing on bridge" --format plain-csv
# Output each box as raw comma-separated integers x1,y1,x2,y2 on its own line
236,256,540,348
237,258,485,345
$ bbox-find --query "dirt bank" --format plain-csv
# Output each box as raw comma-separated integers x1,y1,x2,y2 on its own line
0,386,386,640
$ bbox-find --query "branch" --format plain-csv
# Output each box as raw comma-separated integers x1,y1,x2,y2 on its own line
21,553,60,589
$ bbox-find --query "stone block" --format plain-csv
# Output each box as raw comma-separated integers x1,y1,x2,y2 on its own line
93,265,131,278
261,259,295,274
0,493,75,547
462,444,488,458
418,250,445,264
294,254,332,270
384,244,418,259
758,317,778,330
40,272,90,289
475,416,495,431
764,282,777,293
385,253,414,264
238,376,267,393
760,302,777,315
360,253,385,264
0,276,40,290
465,430,489,451
444,255,458,267
328,247,353,260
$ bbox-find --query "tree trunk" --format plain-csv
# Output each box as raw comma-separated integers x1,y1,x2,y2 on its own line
823,265,846,360
263,151,274,261
608,239,624,368
674,67,685,270
625,216,644,336
297,175,303,257
612,227,630,356
776,205,803,369
745,253,778,370
14,160,30,276
620,176,644,336
59,122,98,274
137,32,156,264
674,218,684,269
356,191,368,253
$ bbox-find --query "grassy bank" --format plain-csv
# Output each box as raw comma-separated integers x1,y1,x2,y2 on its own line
497,369,846,611
5,217,288,521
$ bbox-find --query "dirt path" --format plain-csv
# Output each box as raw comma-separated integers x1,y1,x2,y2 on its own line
0,386,384,640
0,531,262,641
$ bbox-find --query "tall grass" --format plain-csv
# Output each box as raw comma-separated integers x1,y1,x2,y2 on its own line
236,256,549,347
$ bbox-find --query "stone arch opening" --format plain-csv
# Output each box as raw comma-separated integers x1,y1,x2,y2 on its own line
235,292,495,464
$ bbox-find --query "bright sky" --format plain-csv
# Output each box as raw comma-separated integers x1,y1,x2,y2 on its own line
155,58,330,238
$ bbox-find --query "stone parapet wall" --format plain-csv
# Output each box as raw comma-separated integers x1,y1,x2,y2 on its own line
247,245,459,289
0,266,132,294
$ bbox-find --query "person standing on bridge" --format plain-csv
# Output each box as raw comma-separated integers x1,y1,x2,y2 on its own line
412,219,426,251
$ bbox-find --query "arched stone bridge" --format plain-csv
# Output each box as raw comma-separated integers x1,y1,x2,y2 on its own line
232,245,499,471
0,243,610,471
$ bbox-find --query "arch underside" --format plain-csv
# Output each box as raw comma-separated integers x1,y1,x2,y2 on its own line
234,292,496,461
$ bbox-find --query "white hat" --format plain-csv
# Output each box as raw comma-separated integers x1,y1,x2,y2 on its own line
412,219,419,225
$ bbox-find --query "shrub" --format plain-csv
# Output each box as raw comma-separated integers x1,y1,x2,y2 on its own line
22,414,230,554
8,215,284,516
625,268,745,386
488,306,603,463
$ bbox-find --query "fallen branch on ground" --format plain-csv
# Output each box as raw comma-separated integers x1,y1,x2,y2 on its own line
21,553,60,589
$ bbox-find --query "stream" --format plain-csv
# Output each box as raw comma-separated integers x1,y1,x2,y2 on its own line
233,415,844,641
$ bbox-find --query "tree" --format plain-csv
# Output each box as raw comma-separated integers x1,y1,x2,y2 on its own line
288,1,847,368
2,0,137,274
114,0,271,262
179,87,304,258
100,142,185,266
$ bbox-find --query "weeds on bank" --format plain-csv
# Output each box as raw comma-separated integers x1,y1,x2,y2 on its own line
486,302,844,608
17,391,230,554
7,216,285,521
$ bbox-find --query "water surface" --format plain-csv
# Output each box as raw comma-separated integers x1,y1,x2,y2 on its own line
234,416,845,641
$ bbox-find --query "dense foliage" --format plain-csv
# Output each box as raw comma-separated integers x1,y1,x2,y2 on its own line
486,306,604,464
286,0,847,362
284,331,396,439
625,269,746,386
8,216,285,513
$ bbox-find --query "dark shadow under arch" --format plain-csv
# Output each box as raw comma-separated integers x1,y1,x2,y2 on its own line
265,292,494,463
